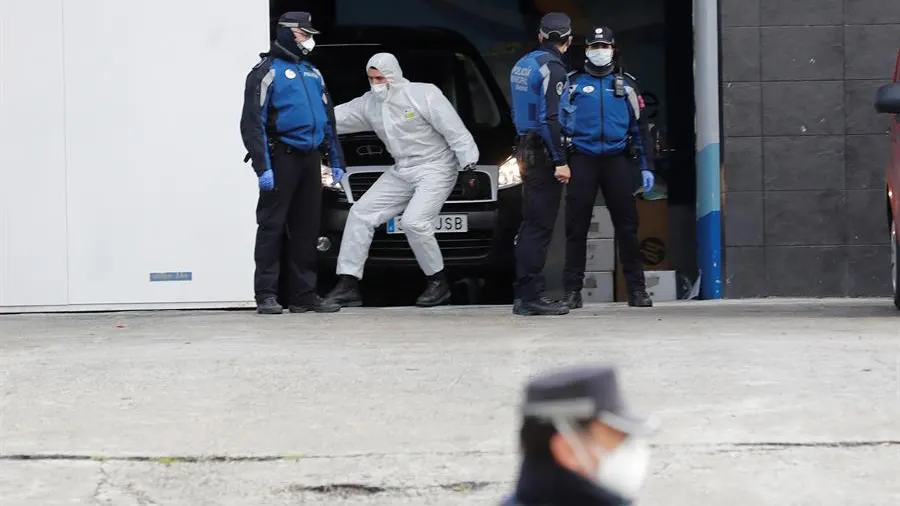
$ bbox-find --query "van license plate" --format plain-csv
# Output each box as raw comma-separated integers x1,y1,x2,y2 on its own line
386,215,468,234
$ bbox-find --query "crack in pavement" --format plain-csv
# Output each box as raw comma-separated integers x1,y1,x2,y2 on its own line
89,461,158,506
2,441,898,464
283,481,500,497
0,449,507,463
90,463,111,505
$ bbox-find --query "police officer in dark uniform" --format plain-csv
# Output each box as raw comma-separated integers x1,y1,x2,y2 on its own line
560,27,654,309
510,12,575,317
240,12,345,315
499,365,656,506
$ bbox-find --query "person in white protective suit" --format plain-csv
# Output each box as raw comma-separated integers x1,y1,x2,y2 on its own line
323,52,480,308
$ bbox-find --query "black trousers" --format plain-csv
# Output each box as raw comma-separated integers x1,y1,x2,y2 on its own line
564,151,646,293
514,148,564,301
253,144,322,304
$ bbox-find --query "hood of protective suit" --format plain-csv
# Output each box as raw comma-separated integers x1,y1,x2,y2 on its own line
366,53,409,85
366,53,409,101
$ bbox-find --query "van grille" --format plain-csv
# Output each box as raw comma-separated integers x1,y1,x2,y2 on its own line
369,231,493,260
348,171,492,202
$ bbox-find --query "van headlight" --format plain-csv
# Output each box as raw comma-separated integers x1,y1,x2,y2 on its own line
320,164,342,191
498,156,522,188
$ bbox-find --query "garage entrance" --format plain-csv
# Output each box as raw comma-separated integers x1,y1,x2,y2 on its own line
269,0,699,305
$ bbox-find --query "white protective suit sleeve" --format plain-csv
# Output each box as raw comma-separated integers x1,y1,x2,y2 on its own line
334,96,372,135
417,84,480,169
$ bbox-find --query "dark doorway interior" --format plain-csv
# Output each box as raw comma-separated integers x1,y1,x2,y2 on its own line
267,0,699,304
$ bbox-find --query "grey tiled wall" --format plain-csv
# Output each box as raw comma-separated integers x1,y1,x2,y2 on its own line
720,0,900,297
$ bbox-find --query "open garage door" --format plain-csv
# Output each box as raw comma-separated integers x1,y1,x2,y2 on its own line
271,0,699,303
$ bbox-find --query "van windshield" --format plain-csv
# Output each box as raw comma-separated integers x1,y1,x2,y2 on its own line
309,45,502,132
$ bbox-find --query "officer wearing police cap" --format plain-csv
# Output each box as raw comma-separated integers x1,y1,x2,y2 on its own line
509,12,575,317
240,11,345,314
560,26,655,310
500,365,656,506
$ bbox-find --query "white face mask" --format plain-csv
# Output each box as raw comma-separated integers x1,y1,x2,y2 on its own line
371,82,389,100
586,48,613,67
555,421,651,501
299,37,315,52
593,436,652,501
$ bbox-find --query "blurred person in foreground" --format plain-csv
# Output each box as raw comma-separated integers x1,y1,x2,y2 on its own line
500,365,656,506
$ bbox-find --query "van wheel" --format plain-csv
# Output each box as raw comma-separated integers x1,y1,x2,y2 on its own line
893,220,900,310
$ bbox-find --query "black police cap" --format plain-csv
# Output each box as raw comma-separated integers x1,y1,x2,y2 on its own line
521,365,655,436
278,11,319,35
585,26,615,46
539,12,573,41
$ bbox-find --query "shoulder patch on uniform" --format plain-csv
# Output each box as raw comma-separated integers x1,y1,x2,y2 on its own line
556,81,564,95
582,85,595,93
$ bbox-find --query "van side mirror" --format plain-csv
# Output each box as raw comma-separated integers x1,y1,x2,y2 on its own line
874,83,900,114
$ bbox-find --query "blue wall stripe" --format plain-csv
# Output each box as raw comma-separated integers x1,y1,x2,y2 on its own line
696,142,723,299
696,143,721,217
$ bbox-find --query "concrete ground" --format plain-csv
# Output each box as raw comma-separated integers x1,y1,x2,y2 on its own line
1,298,899,505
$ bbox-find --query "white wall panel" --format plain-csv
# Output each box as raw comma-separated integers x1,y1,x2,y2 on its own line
63,0,269,305
0,0,69,306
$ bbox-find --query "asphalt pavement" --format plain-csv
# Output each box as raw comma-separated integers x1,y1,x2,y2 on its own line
1,298,899,505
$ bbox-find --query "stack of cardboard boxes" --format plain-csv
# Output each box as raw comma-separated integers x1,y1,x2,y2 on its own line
577,198,679,303
581,206,617,302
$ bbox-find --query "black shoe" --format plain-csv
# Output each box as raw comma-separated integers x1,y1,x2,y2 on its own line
256,297,283,315
513,296,570,316
628,289,653,307
324,275,363,307
563,290,583,309
416,271,451,307
289,295,342,314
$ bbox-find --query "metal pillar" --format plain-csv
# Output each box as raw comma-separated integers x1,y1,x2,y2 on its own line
693,0,723,299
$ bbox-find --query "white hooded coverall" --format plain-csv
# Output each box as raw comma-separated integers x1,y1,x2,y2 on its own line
334,53,480,279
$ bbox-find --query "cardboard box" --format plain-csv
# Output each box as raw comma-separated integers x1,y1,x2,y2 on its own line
588,206,615,239
582,271,614,302
645,270,677,301
585,239,616,272
615,198,670,301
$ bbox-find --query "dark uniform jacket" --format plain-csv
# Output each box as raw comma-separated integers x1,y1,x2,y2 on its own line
499,459,630,506
509,43,569,166
240,42,344,176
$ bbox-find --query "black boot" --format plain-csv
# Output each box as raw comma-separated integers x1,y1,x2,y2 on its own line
256,297,283,315
628,289,653,307
563,290,583,309
513,296,570,316
324,275,363,307
416,271,451,307
289,295,341,314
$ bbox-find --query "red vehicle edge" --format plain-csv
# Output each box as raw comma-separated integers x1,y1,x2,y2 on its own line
876,48,900,308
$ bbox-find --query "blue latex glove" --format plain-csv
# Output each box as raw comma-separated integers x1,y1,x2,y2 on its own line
332,167,345,185
258,169,275,191
641,170,654,192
